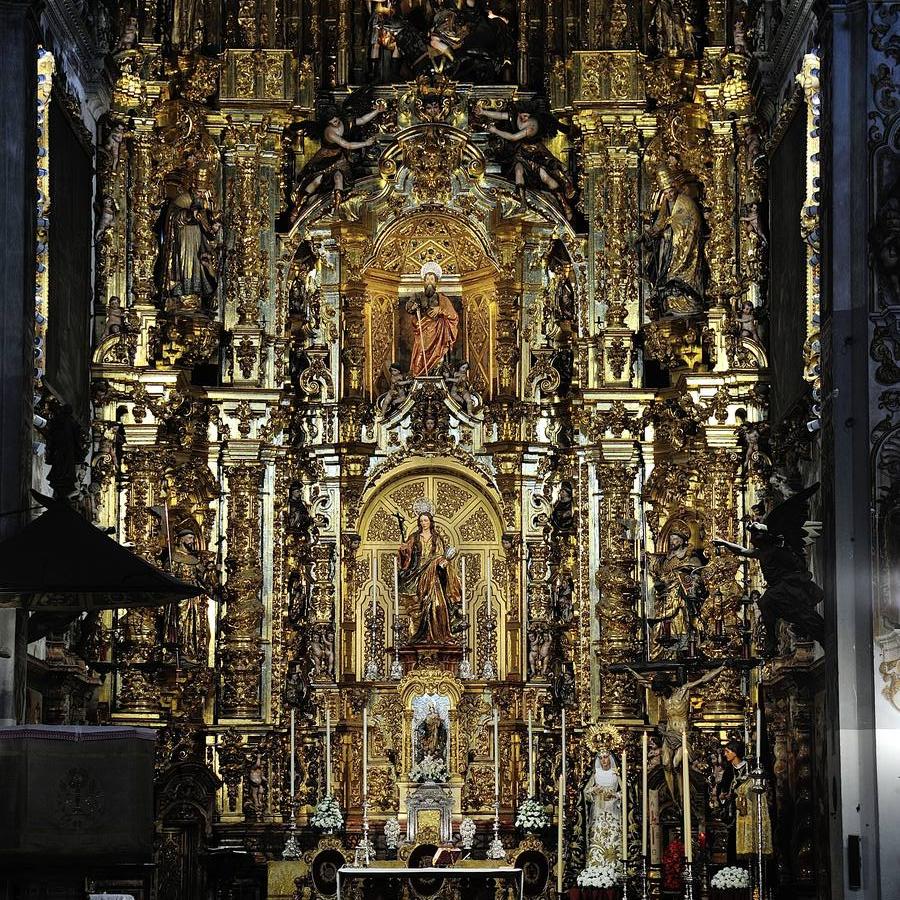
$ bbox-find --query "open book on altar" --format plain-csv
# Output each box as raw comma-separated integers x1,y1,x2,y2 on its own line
432,847,463,867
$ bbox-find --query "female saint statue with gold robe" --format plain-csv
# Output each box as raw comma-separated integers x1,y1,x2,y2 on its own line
638,167,706,317
398,498,464,645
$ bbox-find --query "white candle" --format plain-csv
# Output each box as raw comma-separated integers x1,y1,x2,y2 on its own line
290,709,296,809
362,704,368,799
755,704,762,761
681,728,692,862
486,556,492,608
393,555,399,619
621,748,628,862
528,711,534,797
493,707,500,802
325,705,332,796
558,708,566,893
641,731,648,858
461,556,467,616
371,557,378,622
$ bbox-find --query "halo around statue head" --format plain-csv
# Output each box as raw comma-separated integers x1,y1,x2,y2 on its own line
665,517,693,544
586,722,623,754
656,167,677,191
420,261,443,282
413,497,435,518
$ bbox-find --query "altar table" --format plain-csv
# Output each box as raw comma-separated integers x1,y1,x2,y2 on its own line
336,864,524,899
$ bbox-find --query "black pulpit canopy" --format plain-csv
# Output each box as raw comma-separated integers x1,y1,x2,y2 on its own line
0,725,155,863
0,492,200,611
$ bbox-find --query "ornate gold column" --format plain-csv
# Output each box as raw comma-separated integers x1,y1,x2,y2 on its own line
494,224,525,399
696,438,744,716
220,459,265,719
594,442,640,719
117,445,164,716
334,222,369,401
595,121,641,387
130,120,157,308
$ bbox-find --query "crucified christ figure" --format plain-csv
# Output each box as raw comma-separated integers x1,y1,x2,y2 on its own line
626,665,724,809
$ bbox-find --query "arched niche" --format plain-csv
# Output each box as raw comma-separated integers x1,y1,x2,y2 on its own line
363,212,500,400
353,463,507,680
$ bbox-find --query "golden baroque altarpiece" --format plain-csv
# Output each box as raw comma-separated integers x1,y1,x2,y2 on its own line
82,1,821,896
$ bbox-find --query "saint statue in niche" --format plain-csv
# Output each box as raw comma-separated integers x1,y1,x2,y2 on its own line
650,520,707,655
404,262,460,376
153,152,222,309
415,699,449,763
397,497,465,645
636,166,707,318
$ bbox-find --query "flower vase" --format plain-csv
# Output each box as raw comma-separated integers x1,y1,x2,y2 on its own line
711,891,751,900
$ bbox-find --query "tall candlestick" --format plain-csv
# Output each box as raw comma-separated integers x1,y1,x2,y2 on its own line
290,709,296,807
393,555,399,619
362,704,368,799
755,704,762,761
641,731,649,858
325,705,332,795
461,556,467,616
558,708,566,894
681,728,692,862
621,748,628,862
528,711,534,796
493,707,500,801
371,559,378,621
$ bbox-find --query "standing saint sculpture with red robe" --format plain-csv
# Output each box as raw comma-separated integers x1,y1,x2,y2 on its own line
405,262,459,376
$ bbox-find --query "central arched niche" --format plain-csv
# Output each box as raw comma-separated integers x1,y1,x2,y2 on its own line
363,212,500,400
354,464,508,679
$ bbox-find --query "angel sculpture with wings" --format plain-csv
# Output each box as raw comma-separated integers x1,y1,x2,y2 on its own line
278,89,384,230
474,100,577,220
713,483,826,657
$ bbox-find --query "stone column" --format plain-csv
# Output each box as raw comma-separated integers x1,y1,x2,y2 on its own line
821,8,883,896
0,0,38,724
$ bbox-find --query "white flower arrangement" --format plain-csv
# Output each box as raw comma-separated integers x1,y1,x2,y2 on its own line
710,867,750,890
384,815,401,850
576,864,618,888
515,797,551,831
310,794,343,832
409,754,449,783
458,816,476,849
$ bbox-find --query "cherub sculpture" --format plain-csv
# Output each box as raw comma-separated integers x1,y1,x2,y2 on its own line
376,363,412,419
447,361,478,415
475,100,577,220
713,483,826,656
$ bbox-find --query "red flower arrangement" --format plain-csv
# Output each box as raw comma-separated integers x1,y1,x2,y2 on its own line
661,839,685,893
